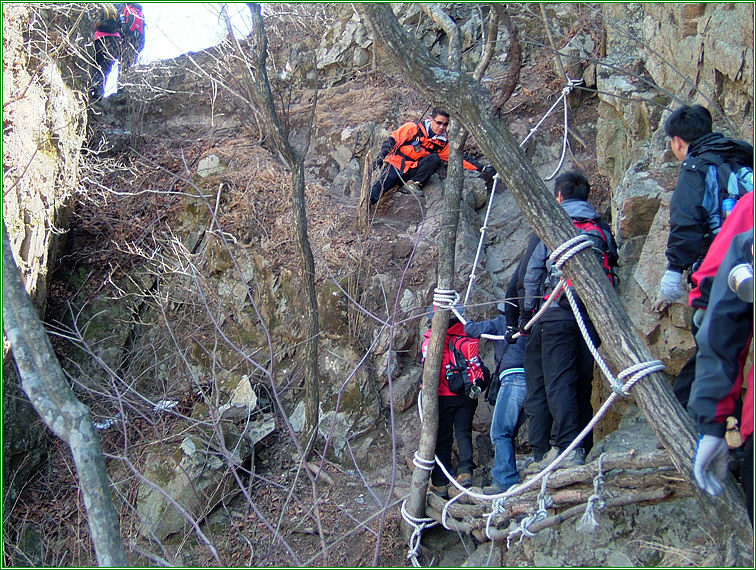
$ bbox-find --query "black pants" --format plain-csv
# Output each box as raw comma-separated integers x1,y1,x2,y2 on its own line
525,315,595,456
524,324,552,459
91,35,143,100
431,395,477,485
91,36,121,99
370,153,442,204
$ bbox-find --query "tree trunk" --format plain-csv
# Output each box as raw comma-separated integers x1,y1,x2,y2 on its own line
399,3,497,531
358,4,752,563
2,221,128,567
241,4,320,453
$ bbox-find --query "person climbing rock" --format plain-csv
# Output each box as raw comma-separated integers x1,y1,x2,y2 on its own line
421,305,488,498
464,270,528,494
90,3,146,101
688,224,752,522
521,170,618,469
369,107,495,205
659,104,753,409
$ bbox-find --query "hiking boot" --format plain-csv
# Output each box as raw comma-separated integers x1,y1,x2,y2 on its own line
482,484,506,495
558,447,586,468
524,447,559,473
455,472,472,488
516,456,535,471
399,180,424,197
428,483,449,499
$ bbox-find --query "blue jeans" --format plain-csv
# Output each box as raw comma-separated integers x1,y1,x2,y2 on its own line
490,370,527,489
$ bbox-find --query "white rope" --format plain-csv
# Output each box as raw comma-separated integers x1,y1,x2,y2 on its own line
505,474,554,546
401,500,437,566
441,490,463,530
577,453,606,532
413,451,436,472
544,78,583,181
464,77,581,304
464,173,501,305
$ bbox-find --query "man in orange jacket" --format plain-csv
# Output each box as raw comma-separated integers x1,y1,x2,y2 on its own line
369,108,494,205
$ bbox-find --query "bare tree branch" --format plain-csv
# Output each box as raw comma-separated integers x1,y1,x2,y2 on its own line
2,220,127,567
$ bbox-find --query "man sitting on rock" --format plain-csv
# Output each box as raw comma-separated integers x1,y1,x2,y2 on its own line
369,107,494,205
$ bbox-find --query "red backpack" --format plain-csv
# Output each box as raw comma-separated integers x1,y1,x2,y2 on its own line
445,336,490,397
546,217,618,302
571,217,618,285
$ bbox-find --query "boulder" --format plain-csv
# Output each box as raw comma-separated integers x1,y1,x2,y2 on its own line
136,422,250,540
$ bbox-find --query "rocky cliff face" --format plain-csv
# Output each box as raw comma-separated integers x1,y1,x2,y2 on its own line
2,4,90,497
2,3,752,564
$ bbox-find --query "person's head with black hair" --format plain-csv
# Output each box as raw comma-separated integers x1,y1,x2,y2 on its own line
664,105,713,161
553,170,590,203
428,108,450,137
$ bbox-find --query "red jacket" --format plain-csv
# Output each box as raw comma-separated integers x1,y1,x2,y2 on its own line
689,192,753,309
689,227,753,440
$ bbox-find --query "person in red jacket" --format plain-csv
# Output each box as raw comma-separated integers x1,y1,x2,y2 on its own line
369,108,494,205
673,193,754,407
688,225,752,522
420,307,484,497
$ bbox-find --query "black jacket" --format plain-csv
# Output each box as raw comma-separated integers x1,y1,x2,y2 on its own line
666,132,753,272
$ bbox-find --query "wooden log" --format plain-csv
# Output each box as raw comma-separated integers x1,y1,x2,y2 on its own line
477,487,674,543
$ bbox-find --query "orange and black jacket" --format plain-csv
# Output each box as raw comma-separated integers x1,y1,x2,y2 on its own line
377,119,482,173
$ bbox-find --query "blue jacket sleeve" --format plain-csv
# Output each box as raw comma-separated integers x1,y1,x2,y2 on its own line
464,315,507,338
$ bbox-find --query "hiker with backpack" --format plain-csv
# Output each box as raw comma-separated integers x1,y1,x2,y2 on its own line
369,108,495,205
90,3,146,101
463,268,529,494
519,170,618,469
687,216,752,522
659,104,753,408
421,305,490,498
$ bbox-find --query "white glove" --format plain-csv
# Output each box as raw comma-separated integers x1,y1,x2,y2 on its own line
660,269,686,302
693,434,729,496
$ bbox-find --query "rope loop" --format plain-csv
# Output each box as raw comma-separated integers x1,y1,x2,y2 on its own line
549,233,593,269
432,288,459,309
616,360,666,395
577,454,607,532
401,500,437,567
413,451,435,472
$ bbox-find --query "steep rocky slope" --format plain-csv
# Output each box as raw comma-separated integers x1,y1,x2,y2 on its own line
3,3,752,567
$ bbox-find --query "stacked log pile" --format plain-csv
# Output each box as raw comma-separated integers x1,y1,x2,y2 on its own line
425,449,694,543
